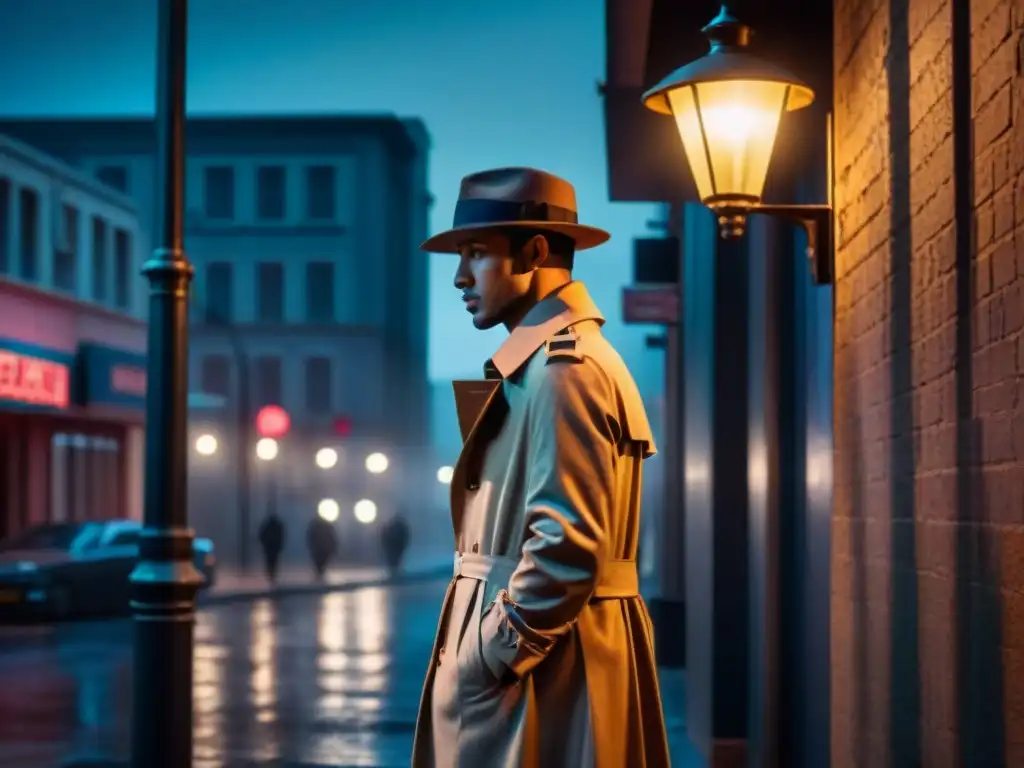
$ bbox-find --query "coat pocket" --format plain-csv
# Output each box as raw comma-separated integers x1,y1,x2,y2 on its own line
457,580,502,695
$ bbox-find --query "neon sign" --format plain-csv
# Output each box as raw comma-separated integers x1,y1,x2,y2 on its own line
111,365,146,397
0,350,70,408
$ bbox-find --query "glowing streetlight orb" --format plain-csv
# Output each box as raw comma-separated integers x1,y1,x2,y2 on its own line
365,452,389,474
255,437,279,461
353,498,378,524
436,465,454,485
195,434,218,456
641,7,815,235
315,447,338,470
317,498,340,522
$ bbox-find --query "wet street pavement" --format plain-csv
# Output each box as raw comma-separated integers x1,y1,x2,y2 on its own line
0,578,447,768
0,577,698,767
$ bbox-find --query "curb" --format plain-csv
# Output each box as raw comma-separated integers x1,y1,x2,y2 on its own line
199,562,453,606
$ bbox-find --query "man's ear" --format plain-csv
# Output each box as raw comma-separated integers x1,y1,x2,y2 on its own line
526,234,550,269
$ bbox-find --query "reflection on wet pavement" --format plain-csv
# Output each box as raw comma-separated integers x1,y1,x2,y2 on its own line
0,579,447,767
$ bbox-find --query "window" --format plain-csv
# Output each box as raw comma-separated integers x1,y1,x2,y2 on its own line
18,187,39,280
257,166,286,220
256,262,284,322
0,177,9,274
114,228,132,309
203,166,235,220
204,262,233,323
200,355,231,396
305,357,332,413
54,203,78,292
91,217,108,301
254,356,282,407
96,166,128,193
306,262,335,322
306,165,336,220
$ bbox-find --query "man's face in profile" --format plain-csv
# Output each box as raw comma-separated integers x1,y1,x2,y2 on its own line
453,233,527,331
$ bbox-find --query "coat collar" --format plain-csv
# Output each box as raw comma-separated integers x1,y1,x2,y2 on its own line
487,281,604,379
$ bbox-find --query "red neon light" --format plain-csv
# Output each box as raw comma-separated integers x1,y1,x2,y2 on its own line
255,405,290,438
111,365,147,397
0,350,70,408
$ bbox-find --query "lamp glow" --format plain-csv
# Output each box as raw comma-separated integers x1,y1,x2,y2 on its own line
354,498,378,524
195,434,218,456
436,465,454,485
667,79,790,205
255,437,278,461
365,452,389,474
315,447,338,470
317,498,340,522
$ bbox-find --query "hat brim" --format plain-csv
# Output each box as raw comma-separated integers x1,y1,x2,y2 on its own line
420,221,611,254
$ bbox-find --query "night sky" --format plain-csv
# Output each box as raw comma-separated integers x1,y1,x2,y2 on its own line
0,0,661,394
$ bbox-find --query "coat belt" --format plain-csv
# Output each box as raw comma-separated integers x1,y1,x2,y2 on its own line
452,552,639,599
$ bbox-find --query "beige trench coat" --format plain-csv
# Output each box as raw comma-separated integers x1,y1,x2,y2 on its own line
412,282,670,768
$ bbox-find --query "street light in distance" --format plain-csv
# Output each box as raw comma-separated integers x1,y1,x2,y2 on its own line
365,452,389,474
256,437,279,462
195,433,218,457
316,447,339,470
437,465,454,485
354,499,378,524
318,498,340,522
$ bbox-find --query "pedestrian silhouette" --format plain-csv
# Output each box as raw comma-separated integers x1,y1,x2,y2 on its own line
258,512,285,584
306,515,338,581
380,512,410,575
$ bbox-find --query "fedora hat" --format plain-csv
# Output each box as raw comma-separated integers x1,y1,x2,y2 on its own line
420,167,610,254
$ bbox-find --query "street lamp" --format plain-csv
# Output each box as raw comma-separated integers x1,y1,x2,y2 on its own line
436,465,454,485
256,437,279,462
365,451,389,474
129,0,202,766
316,447,338,470
641,4,834,284
194,433,218,457
318,498,340,522
354,498,378,524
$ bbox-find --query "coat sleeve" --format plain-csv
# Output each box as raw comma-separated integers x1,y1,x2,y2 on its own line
479,357,619,680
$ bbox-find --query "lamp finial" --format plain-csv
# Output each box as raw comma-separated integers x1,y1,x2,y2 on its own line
702,5,752,52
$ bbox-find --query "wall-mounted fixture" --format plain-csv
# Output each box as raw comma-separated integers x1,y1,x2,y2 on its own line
641,5,834,285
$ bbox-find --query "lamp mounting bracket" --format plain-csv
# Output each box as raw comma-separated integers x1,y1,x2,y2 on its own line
716,203,834,286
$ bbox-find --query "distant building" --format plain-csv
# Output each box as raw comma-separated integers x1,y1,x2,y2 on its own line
0,114,432,448
0,134,149,539
0,114,432,560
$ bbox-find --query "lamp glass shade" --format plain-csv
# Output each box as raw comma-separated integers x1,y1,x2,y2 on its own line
667,79,790,204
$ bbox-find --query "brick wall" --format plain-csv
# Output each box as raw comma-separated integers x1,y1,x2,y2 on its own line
833,0,1024,764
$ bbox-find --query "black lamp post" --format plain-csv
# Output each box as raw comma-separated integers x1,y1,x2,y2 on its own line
129,0,203,765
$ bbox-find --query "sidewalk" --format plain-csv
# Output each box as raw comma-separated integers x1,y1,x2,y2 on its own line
202,555,453,606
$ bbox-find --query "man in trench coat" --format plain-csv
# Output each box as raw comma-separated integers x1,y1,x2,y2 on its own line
413,167,670,768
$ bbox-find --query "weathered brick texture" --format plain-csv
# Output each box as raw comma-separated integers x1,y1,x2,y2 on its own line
833,0,1024,764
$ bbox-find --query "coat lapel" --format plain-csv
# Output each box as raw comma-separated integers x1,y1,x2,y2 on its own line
449,377,503,536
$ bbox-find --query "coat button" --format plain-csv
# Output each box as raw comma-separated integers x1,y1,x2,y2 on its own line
437,647,445,666
472,543,479,553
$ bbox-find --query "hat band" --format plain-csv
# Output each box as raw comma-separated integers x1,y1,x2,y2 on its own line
453,198,579,228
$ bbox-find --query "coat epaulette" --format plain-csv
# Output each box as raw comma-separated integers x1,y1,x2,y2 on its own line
543,327,584,364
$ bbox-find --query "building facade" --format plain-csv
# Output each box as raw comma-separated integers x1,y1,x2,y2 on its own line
0,115,432,563
0,134,148,540
0,115,432,445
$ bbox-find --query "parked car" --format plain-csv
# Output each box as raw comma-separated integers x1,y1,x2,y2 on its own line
0,520,216,621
